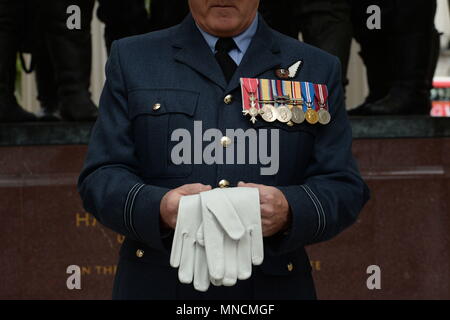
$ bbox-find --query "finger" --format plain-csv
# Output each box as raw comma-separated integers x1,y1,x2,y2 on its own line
222,236,238,286
169,228,183,268
202,209,225,280
178,235,195,284
237,232,252,280
260,203,275,218
170,196,190,268
193,242,210,292
261,221,274,237
196,223,205,247
210,277,222,287
250,227,264,265
238,182,263,189
181,183,212,195
261,218,274,231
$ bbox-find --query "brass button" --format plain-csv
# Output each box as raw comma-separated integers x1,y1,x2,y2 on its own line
287,121,294,127
287,262,294,272
136,249,144,258
220,136,232,147
218,179,230,188
223,94,233,105
152,103,161,111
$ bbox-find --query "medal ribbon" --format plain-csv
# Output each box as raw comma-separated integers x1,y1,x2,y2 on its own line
314,84,329,111
282,80,292,104
259,79,273,105
240,78,259,111
291,81,303,110
300,82,315,110
274,79,290,106
271,79,279,106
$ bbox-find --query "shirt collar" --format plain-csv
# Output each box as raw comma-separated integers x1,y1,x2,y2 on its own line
196,13,259,54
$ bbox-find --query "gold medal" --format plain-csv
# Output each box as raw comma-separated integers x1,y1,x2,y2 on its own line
260,104,277,122
305,108,318,124
276,105,292,123
291,106,305,124
318,108,331,125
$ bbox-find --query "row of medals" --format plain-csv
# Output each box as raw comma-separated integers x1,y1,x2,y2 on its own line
245,94,331,125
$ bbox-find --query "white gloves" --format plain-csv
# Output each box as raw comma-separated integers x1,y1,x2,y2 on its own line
169,194,210,291
199,187,264,285
170,187,264,292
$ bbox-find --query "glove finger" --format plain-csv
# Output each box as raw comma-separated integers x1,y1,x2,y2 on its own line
200,193,225,281
204,211,225,280
203,189,245,240
193,242,210,292
210,277,222,287
196,223,205,247
171,195,199,268
178,235,195,284
222,236,238,286
170,228,183,268
250,227,264,265
237,231,252,280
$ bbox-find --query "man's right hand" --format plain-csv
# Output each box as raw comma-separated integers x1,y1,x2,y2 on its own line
160,183,212,229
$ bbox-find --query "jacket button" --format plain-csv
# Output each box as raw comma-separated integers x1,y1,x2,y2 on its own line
220,136,232,147
136,249,144,258
287,262,294,272
218,179,230,188
224,94,233,105
152,103,161,111
287,121,294,127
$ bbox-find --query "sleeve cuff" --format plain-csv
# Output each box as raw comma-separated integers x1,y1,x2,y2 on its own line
267,185,323,255
128,184,171,253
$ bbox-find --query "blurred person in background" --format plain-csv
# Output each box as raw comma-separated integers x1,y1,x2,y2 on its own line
35,0,98,121
349,0,440,115
259,0,353,88
96,0,190,54
0,0,37,122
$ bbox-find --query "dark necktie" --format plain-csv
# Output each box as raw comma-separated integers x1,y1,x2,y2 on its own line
215,37,238,83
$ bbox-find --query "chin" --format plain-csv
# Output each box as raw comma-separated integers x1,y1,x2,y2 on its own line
208,18,241,37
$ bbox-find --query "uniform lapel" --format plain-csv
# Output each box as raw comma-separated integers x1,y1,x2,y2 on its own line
172,14,227,90
226,16,282,93
171,14,282,92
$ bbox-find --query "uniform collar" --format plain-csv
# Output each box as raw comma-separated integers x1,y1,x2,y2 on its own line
172,13,281,92
195,14,259,57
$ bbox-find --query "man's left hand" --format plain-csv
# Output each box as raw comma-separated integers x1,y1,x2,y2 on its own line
237,182,291,237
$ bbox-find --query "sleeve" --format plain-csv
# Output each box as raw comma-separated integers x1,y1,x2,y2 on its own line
77,40,171,253
274,57,370,254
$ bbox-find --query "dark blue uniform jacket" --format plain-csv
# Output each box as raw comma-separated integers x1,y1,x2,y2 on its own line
78,14,370,300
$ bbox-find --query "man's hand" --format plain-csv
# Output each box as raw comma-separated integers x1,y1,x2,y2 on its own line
238,182,291,237
160,183,212,229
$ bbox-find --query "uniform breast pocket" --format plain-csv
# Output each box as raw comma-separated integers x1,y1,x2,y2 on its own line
252,120,317,183
129,88,199,179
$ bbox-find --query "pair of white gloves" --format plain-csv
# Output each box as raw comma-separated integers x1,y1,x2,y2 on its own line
170,187,264,292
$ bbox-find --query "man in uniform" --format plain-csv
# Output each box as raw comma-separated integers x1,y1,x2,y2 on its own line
78,0,369,299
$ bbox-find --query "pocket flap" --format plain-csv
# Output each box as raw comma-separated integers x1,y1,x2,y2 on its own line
129,88,199,119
